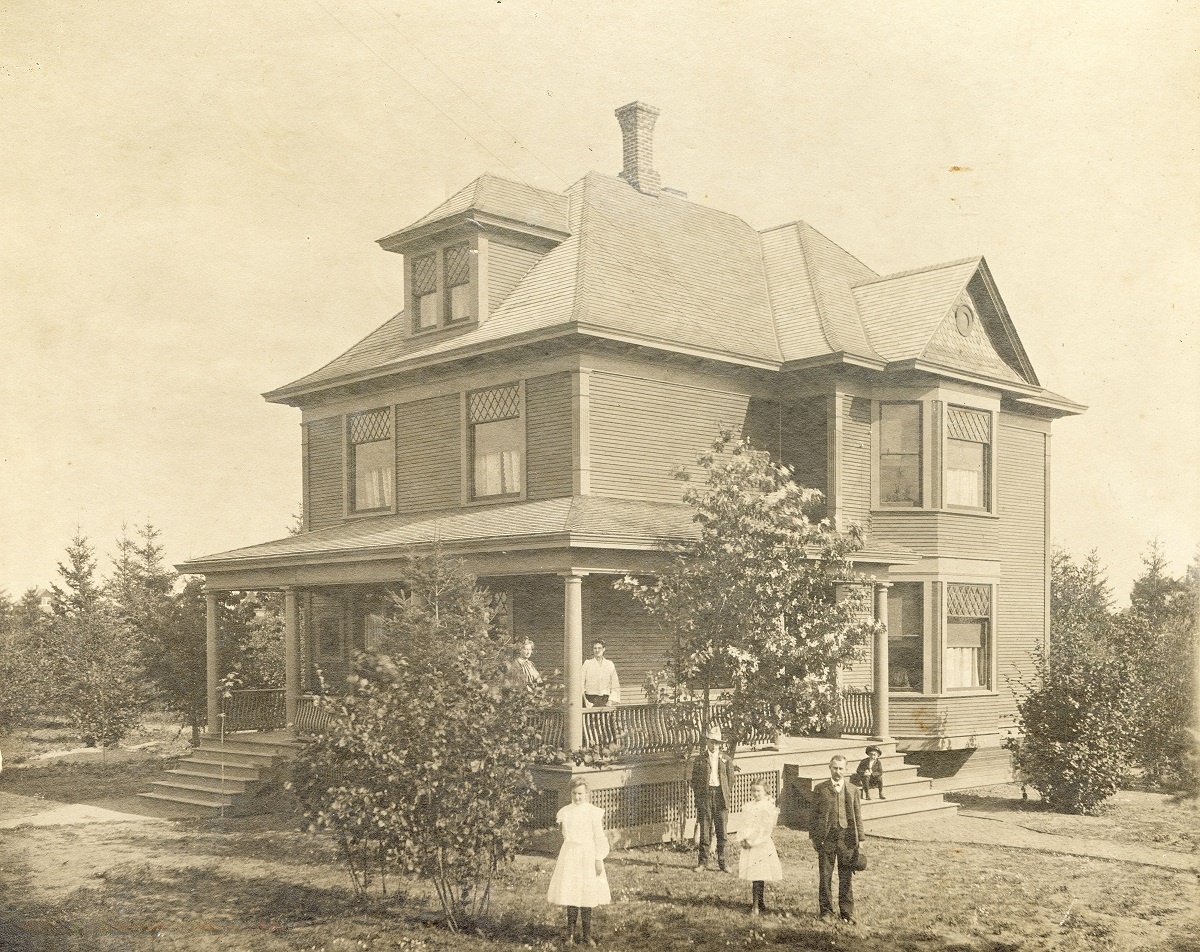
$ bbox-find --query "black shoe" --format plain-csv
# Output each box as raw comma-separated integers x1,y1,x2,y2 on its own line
841,915,857,925
819,912,834,922
878,795,886,800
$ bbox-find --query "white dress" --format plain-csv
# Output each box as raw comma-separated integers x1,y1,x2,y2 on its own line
546,802,612,907
737,799,782,881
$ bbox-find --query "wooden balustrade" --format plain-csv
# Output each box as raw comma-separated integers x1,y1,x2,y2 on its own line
839,689,874,735
294,695,334,735
220,688,286,733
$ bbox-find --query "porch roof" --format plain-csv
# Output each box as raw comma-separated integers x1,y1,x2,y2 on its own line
177,495,918,575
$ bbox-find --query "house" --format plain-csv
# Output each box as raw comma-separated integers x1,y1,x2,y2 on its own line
170,102,1082,830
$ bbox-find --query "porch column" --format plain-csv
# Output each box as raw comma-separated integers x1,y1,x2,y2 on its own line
561,571,587,751
205,591,220,735
283,587,301,725
873,581,892,740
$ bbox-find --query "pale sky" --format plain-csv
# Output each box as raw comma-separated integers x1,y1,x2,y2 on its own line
2,1,1197,604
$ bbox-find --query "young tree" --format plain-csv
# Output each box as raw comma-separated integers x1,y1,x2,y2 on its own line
108,522,177,651
291,548,546,931
1119,541,1197,785
616,431,882,752
1011,549,1141,813
49,530,103,619
144,577,210,745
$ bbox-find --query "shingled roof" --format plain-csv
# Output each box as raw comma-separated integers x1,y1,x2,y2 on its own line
265,165,1048,403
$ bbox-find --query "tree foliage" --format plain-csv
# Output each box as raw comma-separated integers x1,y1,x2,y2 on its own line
291,548,547,931
616,431,881,752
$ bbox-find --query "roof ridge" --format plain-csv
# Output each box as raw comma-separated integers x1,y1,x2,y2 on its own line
796,224,837,354
853,255,981,288
755,229,786,363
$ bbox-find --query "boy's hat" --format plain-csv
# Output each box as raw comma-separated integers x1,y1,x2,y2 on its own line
865,745,882,756
704,725,723,742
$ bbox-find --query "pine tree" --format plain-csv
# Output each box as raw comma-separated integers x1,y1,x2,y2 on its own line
49,530,103,619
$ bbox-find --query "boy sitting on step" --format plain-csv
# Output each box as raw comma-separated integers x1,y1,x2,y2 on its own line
854,746,886,800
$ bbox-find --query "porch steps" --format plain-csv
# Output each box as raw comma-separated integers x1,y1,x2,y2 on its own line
138,730,301,813
782,740,959,826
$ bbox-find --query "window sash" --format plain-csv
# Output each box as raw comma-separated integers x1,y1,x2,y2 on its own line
472,416,523,498
945,618,988,689
945,438,986,508
352,440,395,511
879,402,921,506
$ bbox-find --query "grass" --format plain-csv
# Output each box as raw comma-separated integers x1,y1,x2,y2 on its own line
1,760,1198,952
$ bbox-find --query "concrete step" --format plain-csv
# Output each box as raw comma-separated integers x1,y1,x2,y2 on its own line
201,735,301,757
189,748,280,769
782,744,903,769
159,772,252,794
867,802,961,828
931,767,1017,793
788,761,923,786
171,762,264,782
138,787,234,809
860,791,955,821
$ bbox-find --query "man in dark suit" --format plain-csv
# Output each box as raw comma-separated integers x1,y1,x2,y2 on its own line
808,754,863,923
690,725,736,872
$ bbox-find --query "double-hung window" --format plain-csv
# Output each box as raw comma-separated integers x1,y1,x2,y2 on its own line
886,582,923,692
879,402,921,506
412,253,439,331
348,408,395,512
444,242,472,323
945,406,991,509
468,384,523,499
945,583,990,689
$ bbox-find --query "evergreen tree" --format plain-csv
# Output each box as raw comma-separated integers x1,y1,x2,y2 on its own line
49,530,103,619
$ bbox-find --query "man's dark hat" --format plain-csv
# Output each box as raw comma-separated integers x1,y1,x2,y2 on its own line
865,745,882,756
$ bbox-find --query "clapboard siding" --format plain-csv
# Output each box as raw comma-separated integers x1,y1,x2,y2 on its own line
869,511,998,559
396,393,461,512
525,372,573,500
587,578,670,704
890,693,1002,742
306,416,344,530
785,397,828,503
995,418,1048,725
488,241,544,315
589,373,752,502
840,395,872,528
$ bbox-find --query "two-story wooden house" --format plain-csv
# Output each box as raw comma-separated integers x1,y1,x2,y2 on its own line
170,102,1081,827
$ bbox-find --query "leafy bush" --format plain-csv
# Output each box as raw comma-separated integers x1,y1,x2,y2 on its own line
291,549,548,931
1010,647,1142,814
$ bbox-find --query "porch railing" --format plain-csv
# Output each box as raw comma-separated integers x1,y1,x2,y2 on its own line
220,688,286,733
839,689,874,735
295,695,333,736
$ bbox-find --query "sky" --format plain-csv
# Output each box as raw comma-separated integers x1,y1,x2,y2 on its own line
2,1,1197,604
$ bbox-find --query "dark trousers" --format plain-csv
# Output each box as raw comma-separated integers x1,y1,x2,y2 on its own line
817,830,856,920
584,694,609,707
696,786,728,867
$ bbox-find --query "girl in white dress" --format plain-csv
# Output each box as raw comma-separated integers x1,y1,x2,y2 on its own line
546,777,610,945
738,780,783,915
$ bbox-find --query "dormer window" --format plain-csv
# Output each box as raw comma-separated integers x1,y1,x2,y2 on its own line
412,253,439,331
410,242,475,334
444,242,472,323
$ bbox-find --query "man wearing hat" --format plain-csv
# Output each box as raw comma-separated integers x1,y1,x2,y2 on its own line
854,746,885,800
690,725,737,871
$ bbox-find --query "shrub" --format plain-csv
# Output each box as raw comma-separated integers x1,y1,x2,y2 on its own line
1010,647,1142,814
291,549,547,931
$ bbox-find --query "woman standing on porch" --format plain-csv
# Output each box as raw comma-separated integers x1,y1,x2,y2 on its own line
547,777,611,946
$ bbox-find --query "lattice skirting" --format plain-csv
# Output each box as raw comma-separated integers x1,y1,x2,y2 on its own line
530,770,780,839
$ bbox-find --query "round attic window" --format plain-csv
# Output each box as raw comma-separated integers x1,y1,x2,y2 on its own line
955,304,974,336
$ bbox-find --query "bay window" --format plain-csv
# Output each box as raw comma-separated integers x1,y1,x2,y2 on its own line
880,402,921,506
945,583,991,689
886,582,923,692
945,406,991,509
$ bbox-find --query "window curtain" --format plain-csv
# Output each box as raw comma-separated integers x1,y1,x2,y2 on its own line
476,450,520,496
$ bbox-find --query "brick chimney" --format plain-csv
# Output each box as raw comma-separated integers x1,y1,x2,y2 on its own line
615,101,662,196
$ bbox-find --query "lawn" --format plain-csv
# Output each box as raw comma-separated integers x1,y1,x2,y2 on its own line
0,757,1197,952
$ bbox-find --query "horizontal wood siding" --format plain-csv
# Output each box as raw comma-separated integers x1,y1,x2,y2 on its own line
868,511,997,559
996,418,1048,725
488,241,544,314
889,693,1001,741
840,395,872,529
587,578,669,705
396,393,461,512
589,372,752,502
785,397,828,504
306,416,343,530
525,372,573,500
